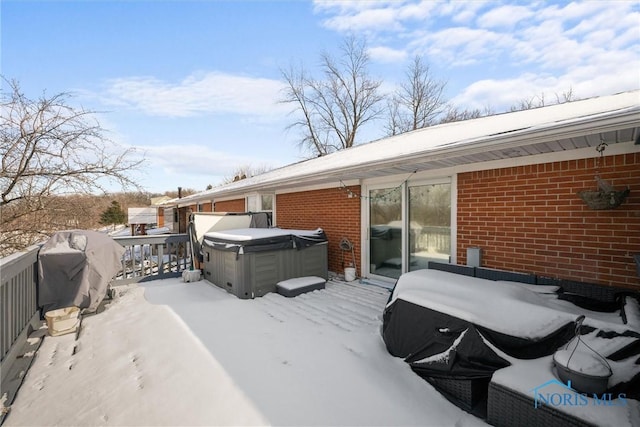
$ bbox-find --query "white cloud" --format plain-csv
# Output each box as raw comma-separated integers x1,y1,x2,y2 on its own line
477,4,534,29
413,26,514,66
452,53,640,112
314,0,638,113
368,45,407,63
103,72,289,118
322,7,404,32
313,0,398,14
450,74,554,111
315,0,439,33
443,1,489,24
140,143,267,182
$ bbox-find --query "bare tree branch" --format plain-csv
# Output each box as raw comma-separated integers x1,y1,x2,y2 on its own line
510,87,578,111
0,78,145,255
280,36,383,157
386,55,447,136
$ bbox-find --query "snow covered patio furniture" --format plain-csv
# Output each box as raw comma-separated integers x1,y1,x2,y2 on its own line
201,227,328,299
382,268,639,422
382,269,576,411
487,352,639,427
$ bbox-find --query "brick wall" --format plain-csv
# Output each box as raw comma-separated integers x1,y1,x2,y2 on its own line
214,199,245,212
200,202,213,212
277,186,361,275
457,153,640,289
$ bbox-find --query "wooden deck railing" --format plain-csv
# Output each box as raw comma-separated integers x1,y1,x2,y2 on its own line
0,233,191,367
112,234,191,284
0,246,40,369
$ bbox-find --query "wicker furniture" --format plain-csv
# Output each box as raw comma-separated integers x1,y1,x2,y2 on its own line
425,377,489,414
419,262,638,425
487,382,596,427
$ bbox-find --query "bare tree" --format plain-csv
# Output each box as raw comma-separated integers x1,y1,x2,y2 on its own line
386,56,447,136
510,87,578,111
220,163,273,185
281,36,384,156
439,105,493,124
0,79,143,256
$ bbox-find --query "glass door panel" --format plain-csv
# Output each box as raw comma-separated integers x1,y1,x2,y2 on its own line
408,183,451,271
369,187,402,279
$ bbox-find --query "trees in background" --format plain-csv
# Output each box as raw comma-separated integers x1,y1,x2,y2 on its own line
281,36,384,156
281,37,449,156
0,80,143,256
510,88,577,111
282,36,580,157
386,55,447,136
99,201,126,229
439,105,495,124
219,163,273,185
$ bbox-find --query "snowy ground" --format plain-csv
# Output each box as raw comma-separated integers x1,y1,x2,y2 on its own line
4,278,486,426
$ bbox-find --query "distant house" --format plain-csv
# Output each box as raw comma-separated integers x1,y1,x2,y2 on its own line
127,207,158,235
161,91,640,290
150,195,172,206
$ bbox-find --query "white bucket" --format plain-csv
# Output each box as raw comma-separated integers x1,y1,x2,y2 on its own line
182,269,202,282
45,306,80,337
344,267,356,282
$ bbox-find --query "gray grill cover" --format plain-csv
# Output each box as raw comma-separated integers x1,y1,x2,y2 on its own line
38,230,125,313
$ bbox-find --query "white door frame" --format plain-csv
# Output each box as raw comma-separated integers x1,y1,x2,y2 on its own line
361,174,457,282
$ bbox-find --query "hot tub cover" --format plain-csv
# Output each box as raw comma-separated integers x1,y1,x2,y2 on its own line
38,230,125,313
202,227,327,254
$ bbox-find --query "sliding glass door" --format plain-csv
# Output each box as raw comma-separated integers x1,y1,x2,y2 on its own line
408,183,451,271
369,187,402,279
367,179,451,280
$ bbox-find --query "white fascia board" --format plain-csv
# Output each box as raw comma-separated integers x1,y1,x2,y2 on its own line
348,108,640,177
275,180,360,195
212,194,247,203
449,139,639,176
361,140,639,184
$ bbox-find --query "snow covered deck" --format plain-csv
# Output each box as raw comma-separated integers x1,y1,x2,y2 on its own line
3,278,486,426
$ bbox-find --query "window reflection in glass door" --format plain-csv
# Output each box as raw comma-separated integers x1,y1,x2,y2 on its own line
369,187,402,279
408,183,451,271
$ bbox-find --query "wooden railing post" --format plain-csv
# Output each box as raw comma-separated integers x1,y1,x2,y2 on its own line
1,246,40,373
112,234,190,284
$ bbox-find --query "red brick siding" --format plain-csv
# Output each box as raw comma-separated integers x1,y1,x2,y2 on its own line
277,186,361,275
200,202,213,212
214,199,245,212
457,153,640,290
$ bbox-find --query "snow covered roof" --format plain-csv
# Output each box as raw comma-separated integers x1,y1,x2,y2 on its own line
168,90,640,206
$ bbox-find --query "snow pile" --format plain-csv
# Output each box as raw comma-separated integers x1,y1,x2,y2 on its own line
553,348,611,376
204,227,323,241
5,285,268,426
5,278,485,426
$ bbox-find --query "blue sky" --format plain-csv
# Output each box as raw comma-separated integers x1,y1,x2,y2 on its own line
3,0,639,194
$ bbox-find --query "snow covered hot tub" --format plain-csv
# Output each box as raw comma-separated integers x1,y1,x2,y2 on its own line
202,228,328,299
